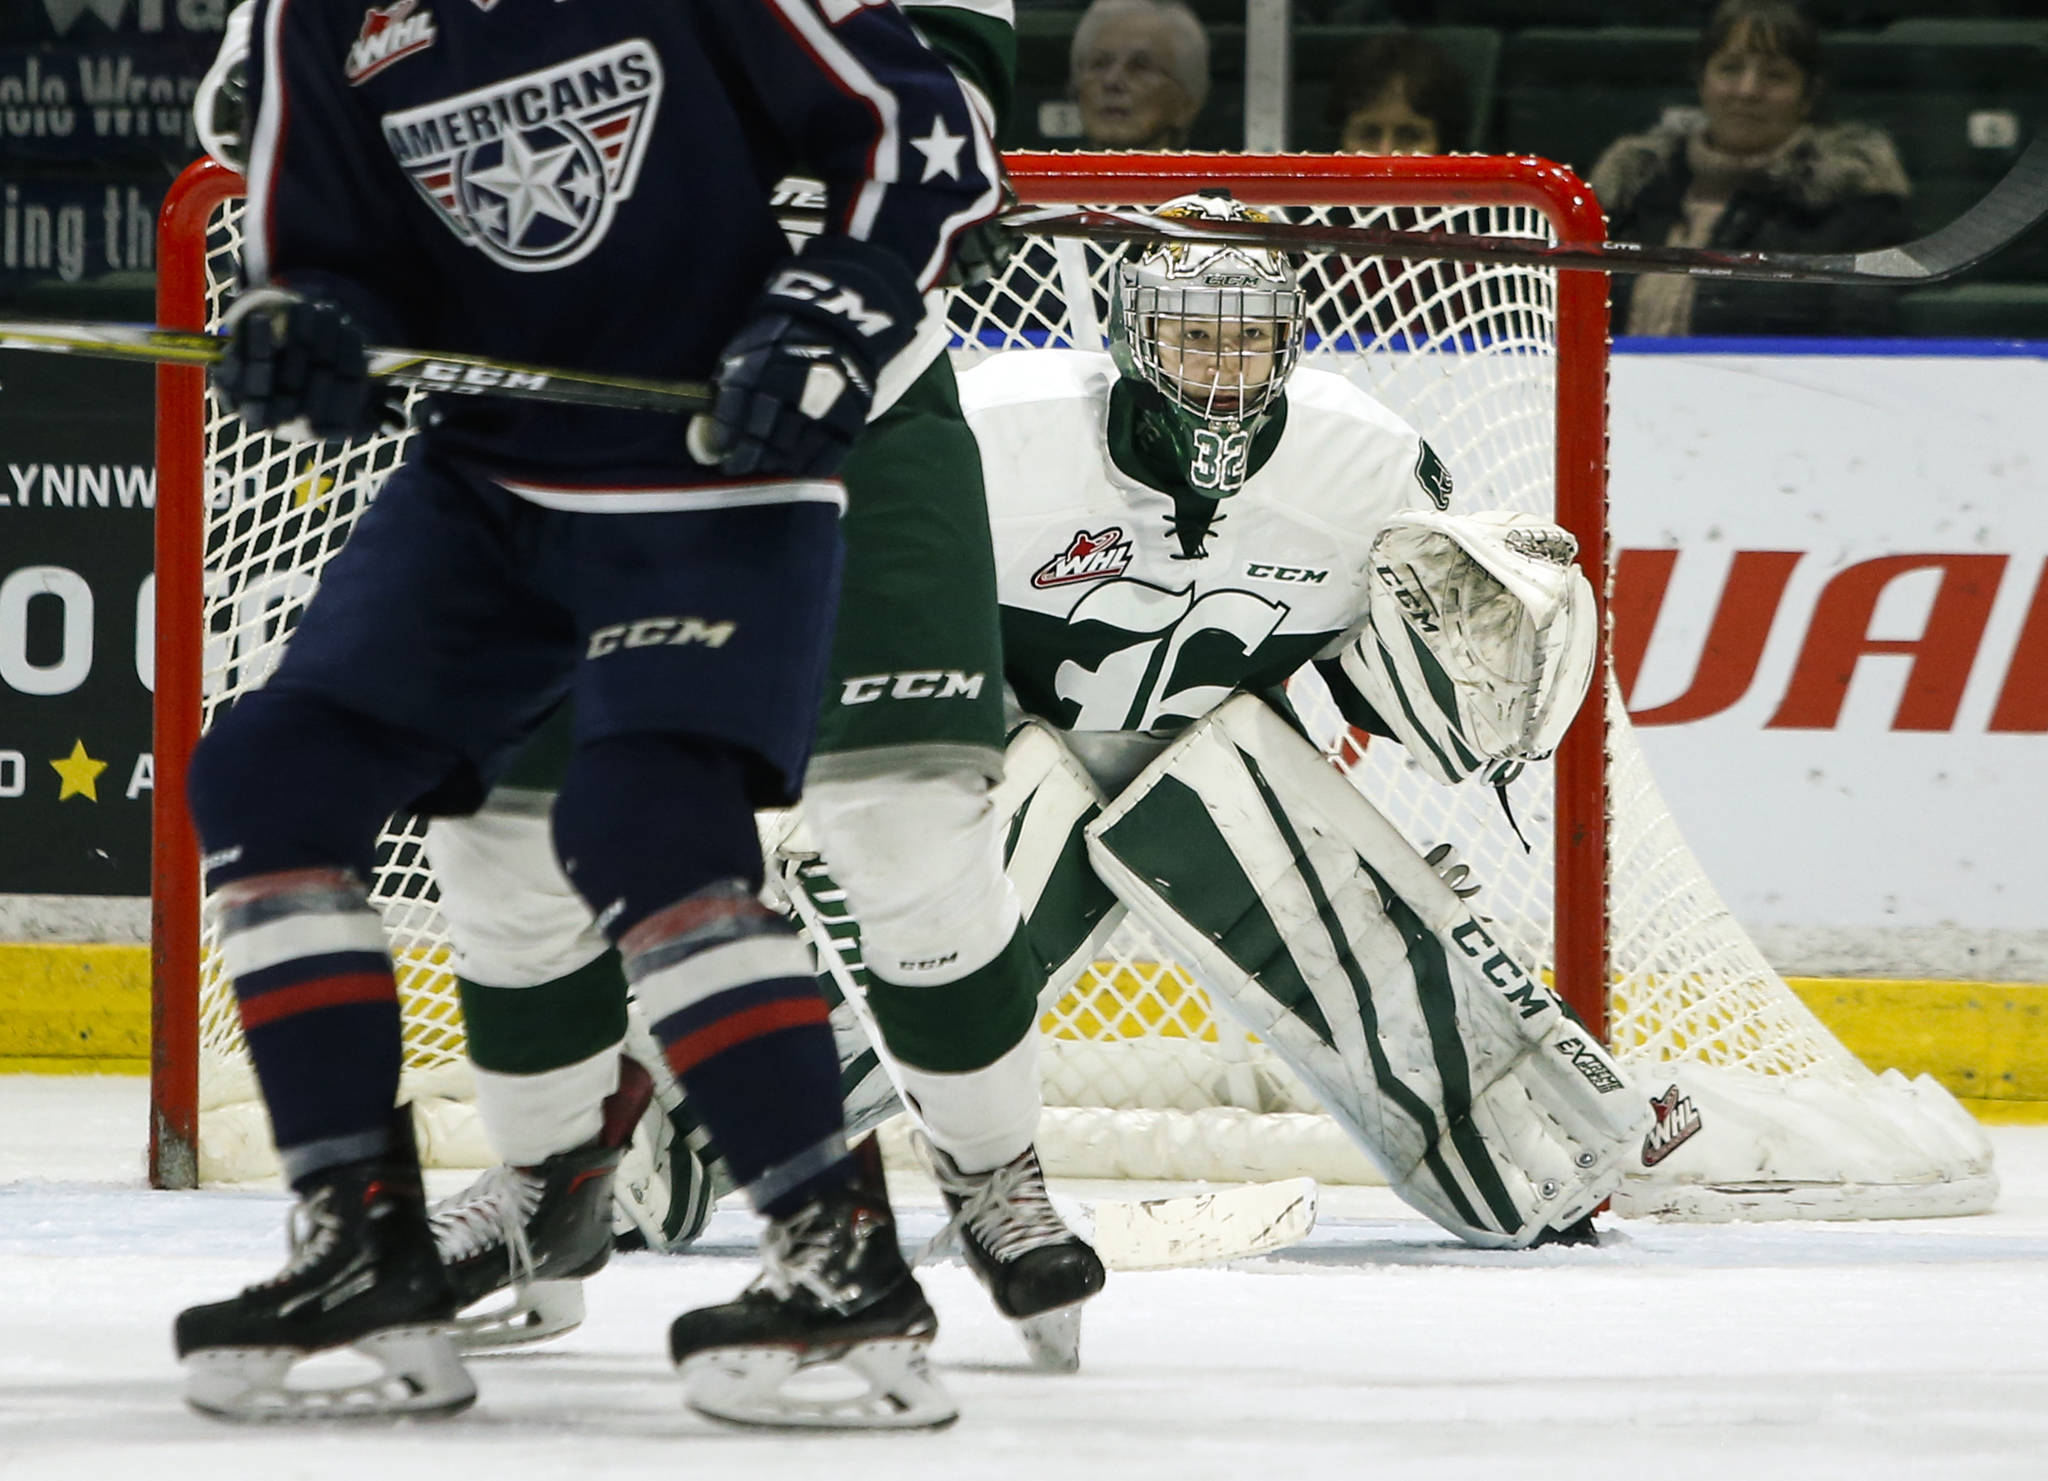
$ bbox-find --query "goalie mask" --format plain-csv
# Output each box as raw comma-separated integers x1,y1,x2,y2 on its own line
1110,193,1305,499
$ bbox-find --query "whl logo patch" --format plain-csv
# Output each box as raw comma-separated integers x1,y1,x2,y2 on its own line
381,39,663,272
1641,1082,1704,1167
346,0,438,86
1033,527,1133,589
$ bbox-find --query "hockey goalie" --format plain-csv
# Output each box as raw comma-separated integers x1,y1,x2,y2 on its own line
803,192,1655,1252
426,194,1656,1366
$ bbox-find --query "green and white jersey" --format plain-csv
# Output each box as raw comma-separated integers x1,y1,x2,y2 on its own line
961,349,1449,790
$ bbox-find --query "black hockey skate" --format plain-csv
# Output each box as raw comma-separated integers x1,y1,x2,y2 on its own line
175,1113,474,1422
1530,1212,1600,1248
669,1137,955,1430
922,1137,1105,1373
431,1056,653,1351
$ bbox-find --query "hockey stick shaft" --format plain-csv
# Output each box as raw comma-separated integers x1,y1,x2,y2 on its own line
0,318,714,414
1004,132,2048,288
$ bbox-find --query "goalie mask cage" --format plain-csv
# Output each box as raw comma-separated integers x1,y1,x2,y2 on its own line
151,153,1993,1220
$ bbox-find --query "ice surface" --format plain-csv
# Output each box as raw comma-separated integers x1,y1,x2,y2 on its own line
4,1076,2047,1480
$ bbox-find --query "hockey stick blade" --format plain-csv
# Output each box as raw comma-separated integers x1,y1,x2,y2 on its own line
1004,132,2048,288
1089,1177,1318,1271
0,317,713,414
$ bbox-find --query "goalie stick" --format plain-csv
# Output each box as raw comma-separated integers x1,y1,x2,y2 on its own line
1004,132,2048,288
0,318,713,415
9,134,2041,403
1088,1178,1319,1272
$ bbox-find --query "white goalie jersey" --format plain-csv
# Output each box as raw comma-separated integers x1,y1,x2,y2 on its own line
962,348,1445,788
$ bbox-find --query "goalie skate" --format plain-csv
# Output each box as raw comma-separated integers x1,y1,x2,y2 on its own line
921,1138,1105,1373
175,1118,474,1422
431,1057,652,1351
670,1139,955,1430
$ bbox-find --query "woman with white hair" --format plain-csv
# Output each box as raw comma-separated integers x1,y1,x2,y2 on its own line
1070,0,1210,149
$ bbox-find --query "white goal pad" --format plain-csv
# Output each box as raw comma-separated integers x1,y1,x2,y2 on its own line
1085,696,1654,1247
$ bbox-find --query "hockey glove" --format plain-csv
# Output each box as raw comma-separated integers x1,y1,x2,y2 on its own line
691,236,922,479
213,287,405,443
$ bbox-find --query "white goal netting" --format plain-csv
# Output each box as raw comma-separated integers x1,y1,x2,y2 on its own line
167,161,1993,1219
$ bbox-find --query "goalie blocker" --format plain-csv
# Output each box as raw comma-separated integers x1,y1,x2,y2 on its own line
1086,696,1652,1247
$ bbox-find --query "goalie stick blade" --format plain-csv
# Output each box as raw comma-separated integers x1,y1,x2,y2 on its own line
1089,1177,1318,1272
1003,132,2048,288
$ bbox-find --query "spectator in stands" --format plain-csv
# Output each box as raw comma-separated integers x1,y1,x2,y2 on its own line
1070,0,1210,150
1590,0,1912,336
1326,32,1471,154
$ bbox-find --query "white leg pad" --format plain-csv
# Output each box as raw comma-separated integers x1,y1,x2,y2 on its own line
471,1043,619,1167
802,767,1022,987
424,807,607,988
894,1032,1043,1175
1086,695,1655,1248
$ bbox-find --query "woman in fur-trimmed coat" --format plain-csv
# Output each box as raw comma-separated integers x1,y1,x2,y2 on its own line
1590,0,1914,338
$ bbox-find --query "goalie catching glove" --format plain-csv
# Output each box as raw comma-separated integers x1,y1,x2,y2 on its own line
1339,510,1596,785
690,236,923,478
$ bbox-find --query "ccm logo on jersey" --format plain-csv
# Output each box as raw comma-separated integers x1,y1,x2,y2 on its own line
766,268,894,337
1033,527,1133,588
587,616,737,657
1244,562,1328,585
839,671,985,704
346,0,438,85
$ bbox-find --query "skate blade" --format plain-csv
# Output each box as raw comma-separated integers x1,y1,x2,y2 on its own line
1016,1304,1084,1373
680,1336,957,1430
449,1278,586,1352
184,1326,477,1423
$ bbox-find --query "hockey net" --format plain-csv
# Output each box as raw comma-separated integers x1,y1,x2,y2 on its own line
152,153,1993,1219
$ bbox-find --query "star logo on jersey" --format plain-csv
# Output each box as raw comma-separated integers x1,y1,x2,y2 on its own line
1033,527,1134,589
382,40,663,271
909,117,966,182
345,0,438,86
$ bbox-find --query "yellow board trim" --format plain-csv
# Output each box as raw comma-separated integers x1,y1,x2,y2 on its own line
8,943,2048,1122
0,943,150,1073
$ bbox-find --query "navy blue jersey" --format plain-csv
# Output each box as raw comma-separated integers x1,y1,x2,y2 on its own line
240,0,1001,486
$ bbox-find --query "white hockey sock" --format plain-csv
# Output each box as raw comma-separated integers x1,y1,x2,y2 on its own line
471,1042,621,1167
896,1032,1042,1175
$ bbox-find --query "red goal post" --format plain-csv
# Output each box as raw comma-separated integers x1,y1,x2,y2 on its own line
148,151,1612,1190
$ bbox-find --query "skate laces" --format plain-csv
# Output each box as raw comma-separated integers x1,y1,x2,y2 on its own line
755,1200,864,1314
923,1141,1072,1264
253,1187,344,1291
430,1163,542,1283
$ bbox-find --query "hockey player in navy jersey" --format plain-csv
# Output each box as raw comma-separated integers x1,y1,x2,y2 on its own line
397,0,1108,1375
175,0,998,1429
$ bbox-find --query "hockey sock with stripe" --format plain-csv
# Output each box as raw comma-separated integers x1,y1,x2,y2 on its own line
623,882,851,1219
215,868,405,1188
